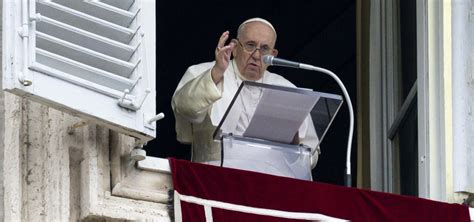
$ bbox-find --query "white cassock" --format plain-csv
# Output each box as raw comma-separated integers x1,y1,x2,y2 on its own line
172,60,320,168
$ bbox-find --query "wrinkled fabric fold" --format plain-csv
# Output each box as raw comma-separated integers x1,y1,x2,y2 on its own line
170,158,470,222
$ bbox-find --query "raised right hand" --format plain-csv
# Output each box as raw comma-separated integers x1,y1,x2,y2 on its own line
211,31,235,84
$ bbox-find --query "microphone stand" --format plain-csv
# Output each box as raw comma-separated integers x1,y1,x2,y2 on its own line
298,64,354,187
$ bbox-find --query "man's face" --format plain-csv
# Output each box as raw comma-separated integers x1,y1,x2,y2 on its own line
233,22,278,81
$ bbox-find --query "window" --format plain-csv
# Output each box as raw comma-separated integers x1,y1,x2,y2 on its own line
3,0,156,142
387,0,419,196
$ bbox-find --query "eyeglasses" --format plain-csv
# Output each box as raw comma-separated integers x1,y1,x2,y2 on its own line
237,39,274,55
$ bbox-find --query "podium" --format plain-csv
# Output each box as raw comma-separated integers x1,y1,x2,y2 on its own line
213,81,343,180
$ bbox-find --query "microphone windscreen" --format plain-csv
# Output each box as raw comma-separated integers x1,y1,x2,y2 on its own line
262,55,273,65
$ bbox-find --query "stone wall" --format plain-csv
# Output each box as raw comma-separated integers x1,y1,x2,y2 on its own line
1,92,172,222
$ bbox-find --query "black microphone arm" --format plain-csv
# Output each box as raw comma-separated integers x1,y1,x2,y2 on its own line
263,55,354,187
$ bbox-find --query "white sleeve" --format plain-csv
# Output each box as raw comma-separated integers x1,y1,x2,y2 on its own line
172,68,222,123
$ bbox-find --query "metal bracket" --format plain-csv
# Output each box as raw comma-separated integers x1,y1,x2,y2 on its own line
18,72,33,86
67,121,88,135
131,138,147,161
144,112,165,130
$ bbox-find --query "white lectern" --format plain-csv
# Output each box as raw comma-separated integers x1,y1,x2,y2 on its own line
213,81,343,180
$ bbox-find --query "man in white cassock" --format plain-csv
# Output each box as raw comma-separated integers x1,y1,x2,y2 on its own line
172,18,320,174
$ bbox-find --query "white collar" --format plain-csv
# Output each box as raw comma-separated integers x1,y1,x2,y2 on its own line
231,60,264,85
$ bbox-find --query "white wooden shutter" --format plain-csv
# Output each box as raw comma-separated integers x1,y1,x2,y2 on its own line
3,0,156,141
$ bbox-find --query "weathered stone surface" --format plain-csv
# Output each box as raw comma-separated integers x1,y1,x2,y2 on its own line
1,93,172,222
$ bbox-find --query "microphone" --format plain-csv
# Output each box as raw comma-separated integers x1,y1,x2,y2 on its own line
262,54,355,187
262,55,301,68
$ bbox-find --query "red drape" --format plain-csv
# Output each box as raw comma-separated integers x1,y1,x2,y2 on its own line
170,158,470,222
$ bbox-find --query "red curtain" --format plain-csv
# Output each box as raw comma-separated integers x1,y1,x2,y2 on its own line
170,158,470,222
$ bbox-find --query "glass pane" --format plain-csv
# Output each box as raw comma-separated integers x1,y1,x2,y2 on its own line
213,81,343,148
390,0,419,196
395,105,418,196
399,0,418,101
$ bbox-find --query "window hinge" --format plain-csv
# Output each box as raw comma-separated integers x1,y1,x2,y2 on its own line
30,13,42,23
118,76,151,111
17,25,28,38
17,12,41,86
118,88,151,111
18,13,42,38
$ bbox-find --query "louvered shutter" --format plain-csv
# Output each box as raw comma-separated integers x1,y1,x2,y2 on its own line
3,0,156,141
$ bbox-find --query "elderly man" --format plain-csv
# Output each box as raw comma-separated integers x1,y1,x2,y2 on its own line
172,18,319,169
